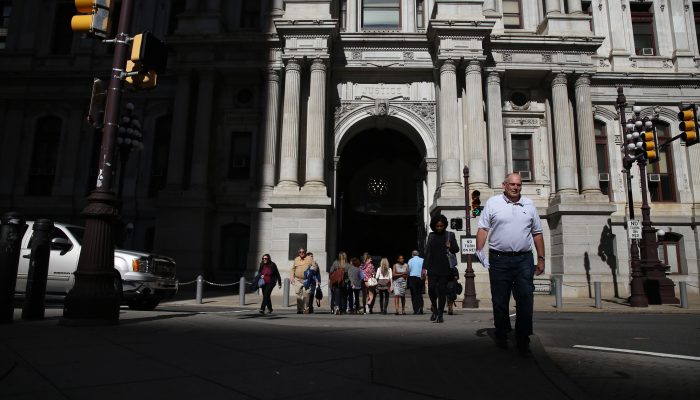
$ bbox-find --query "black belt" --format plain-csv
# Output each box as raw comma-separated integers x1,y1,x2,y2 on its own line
489,249,531,257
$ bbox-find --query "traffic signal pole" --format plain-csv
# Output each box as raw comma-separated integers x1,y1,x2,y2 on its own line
461,166,479,308
62,0,134,324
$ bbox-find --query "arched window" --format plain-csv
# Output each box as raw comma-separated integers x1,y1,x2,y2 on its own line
27,116,62,196
149,116,172,197
219,224,250,280
594,120,610,198
649,121,676,202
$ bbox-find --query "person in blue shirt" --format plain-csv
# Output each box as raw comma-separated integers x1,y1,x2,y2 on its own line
407,249,425,315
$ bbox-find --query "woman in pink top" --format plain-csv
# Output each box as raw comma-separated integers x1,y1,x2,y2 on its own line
361,252,377,314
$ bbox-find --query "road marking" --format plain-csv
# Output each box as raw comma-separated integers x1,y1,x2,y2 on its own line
573,345,700,361
509,313,516,317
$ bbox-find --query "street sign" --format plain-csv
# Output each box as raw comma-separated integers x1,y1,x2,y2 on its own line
628,219,642,239
461,236,476,255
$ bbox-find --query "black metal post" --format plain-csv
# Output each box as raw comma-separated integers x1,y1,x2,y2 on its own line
21,219,53,320
461,166,479,308
62,0,135,324
0,212,27,323
616,87,647,307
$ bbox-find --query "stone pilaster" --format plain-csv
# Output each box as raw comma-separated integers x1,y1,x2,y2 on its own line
487,71,506,187
567,0,582,13
545,0,561,14
303,58,327,193
189,70,214,189
574,74,600,194
551,73,577,194
346,0,358,32
165,72,191,188
437,59,462,196
482,0,496,12
276,59,302,192
262,68,281,191
464,60,487,188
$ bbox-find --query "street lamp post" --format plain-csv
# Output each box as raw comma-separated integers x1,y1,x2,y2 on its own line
461,166,479,308
116,102,144,200
616,88,647,307
62,0,135,324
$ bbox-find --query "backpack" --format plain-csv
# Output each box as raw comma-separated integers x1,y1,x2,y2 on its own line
329,267,345,287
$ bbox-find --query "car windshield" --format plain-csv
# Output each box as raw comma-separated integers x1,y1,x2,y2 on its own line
66,227,84,245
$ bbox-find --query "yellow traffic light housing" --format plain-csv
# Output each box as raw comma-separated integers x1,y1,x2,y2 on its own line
678,104,699,147
124,32,167,90
71,0,112,38
641,130,659,164
470,190,481,217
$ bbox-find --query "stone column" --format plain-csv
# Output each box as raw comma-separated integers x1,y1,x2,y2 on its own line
483,0,496,12
347,0,358,32
189,70,215,188
262,69,281,190
574,74,600,194
545,0,561,14
464,60,488,187
406,0,416,32
266,0,284,33
567,0,582,13
551,73,577,194
277,59,302,190
166,72,191,188
303,58,327,192
437,59,462,194
487,71,506,187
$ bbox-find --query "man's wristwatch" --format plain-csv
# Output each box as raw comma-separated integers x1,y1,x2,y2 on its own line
537,256,545,261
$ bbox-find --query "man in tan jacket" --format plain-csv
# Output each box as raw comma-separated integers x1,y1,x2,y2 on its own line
290,247,313,313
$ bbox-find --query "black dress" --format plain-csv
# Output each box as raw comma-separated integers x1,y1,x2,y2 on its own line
424,231,459,319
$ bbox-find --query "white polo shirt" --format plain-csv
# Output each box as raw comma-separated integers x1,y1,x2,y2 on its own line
477,193,542,253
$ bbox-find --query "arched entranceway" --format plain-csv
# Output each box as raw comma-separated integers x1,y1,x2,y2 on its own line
337,128,425,262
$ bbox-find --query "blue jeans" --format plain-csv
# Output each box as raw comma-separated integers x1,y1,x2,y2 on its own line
488,253,535,343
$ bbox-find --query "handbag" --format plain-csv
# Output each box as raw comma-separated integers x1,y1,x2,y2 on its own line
367,277,378,287
258,276,266,287
447,232,458,269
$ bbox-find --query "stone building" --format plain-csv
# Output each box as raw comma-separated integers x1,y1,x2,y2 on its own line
0,0,698,298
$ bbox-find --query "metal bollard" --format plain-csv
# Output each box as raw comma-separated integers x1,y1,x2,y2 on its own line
239,276,246,306
0,212,27,323
22,219,53,320
594,281,602,309
554,277,563,309
196,275,203,304
679,281,688,309
283,278,290,308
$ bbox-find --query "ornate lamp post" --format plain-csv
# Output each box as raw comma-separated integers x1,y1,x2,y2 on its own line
62,0,135,324
461,166,479,308
616,88,648,307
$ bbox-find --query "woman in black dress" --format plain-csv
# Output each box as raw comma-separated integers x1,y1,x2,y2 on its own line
257,254,281,314
424,214,459,323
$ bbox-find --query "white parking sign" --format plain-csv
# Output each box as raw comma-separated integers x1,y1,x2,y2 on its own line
461,237,476,255
628,219,642,239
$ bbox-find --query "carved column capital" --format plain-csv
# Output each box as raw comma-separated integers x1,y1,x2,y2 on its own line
267,68,281,82
439,59,457,74
310,58,327,72
466,59,482,73
285,58,302,72
552,73,568,87
575,73,591,88
487,71,501,85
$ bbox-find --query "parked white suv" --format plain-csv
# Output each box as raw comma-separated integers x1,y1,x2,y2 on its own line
14,221,178,310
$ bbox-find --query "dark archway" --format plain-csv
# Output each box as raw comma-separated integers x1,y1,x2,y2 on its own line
337,128,424,263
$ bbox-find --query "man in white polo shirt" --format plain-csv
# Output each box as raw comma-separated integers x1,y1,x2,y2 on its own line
476,173,545,355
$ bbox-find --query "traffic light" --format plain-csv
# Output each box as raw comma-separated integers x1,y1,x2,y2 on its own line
678,105,699,147
125,31,168,89
639,125,659,164
470,190,482,218
450,218,463,231
71,0,113,38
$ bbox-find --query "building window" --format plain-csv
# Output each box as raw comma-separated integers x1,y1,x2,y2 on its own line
168,0,186,35
229,131,251,180
27,117,62,196
631,2,656,56
694,2,700,53
594,120,611,198
511,135,533,181
582,1,593,31
149,116,171,197
503,0,522,29
362,0,400,30
648,122,676,202
658,233,683,274
416,0,425,30
0,1,11,49
240,0,261,30
52,3,75,54
340,0,347,31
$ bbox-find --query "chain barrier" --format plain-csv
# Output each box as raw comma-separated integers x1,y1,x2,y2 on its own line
685,282,699,288
561,283,592,288
203,280,239,287
178,279,198,286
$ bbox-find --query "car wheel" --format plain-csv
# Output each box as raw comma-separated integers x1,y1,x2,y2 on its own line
127,296,160,311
